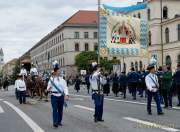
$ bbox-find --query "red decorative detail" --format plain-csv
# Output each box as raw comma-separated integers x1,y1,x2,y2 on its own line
120,37,126,43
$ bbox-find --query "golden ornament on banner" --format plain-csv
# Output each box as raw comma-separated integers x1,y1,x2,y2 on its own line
100,48,108,57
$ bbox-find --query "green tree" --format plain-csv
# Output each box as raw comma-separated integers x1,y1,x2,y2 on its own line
75,51,98,71
11,59,20,83
75,51,120,72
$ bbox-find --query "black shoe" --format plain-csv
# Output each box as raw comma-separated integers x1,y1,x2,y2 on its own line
148,112,152,115
176,104,180,107
98,119,104,122
53,125,58,128
94,118,98,123
58,123,63,126
164,106,168,109
158,112,164,115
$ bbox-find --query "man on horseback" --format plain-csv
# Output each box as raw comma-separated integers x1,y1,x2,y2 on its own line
30,63,39,96
20,64,27,80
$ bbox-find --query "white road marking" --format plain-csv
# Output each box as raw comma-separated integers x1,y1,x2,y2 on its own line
70,98,84,101
71,94,180,111
123,117,180,132
173,107,180,110
0,105,4,113
74,105,94,112
3,101,45,132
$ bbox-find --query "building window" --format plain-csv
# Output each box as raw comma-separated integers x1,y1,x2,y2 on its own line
163,6,168,19
135,61,138,71
178,24,180,41
75,43,79,51
94,32,98,39
131,62,134,68
63,58,65,66
139,61,143,71
165,27,169,43
178,54,180,64
62,33,64,40
85,43,89,51
62,44,64,53
148,31,152,46
113,57,117,60
138,13,141,19
84,32,89,39
147,8,151,20
94,43,98,51
104,57,108,60
166,55,172,65
74,32,79,39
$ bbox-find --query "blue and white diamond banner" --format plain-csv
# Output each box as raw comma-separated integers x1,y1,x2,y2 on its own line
99,7,148,57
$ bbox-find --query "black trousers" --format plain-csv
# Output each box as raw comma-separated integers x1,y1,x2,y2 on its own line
19,91,26,104
161,89,172,107
92,93,104,121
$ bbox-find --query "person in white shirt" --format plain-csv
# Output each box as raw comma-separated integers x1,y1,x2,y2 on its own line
30,64,38,76
90,62,104,122
20,64,27,80
15,74,26,104
47,60,69,128
145,64,164,115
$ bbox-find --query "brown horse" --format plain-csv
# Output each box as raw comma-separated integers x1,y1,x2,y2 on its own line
26,75,48,101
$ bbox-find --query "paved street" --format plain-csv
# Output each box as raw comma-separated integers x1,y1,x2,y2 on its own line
0,85,180,132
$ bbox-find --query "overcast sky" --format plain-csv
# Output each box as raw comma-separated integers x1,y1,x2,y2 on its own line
0,0,142,62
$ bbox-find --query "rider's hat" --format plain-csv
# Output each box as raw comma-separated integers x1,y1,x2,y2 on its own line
147,57,157,70
53,60,59,71
17,73,23,78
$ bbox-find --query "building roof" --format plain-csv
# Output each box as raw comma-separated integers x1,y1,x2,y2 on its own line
29,10,98,52
0,48,4,56
64,10,98,25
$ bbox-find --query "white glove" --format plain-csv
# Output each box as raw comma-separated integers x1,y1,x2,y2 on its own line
151,89,157,92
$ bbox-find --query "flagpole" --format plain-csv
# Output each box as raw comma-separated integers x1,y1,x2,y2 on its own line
98,0,101,94
98,0,101,65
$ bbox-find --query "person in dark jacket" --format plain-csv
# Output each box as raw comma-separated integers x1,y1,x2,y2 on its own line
162,66,173,108
119,72,127,98
112,73,119,97
139,70,148,98
74,75,81,93
102,73,110,96
127,68,140,100
173,64,180,106
156,66,164,104
85,73,90,94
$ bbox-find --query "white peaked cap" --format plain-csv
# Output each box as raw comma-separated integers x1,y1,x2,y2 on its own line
92,62,98,67
53,60,58,66
149,57,157,66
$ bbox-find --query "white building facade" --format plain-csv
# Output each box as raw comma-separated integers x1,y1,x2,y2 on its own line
114,0,180,72
30,11,98,76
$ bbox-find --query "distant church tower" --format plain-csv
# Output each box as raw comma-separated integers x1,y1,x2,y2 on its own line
0,48,4,64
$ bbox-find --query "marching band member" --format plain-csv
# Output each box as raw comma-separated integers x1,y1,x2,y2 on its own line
90,62,104,122
15,74,26,104
145,58,164,115
47,60,69,128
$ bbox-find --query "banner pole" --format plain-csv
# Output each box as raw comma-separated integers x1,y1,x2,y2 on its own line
98,0,101,94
